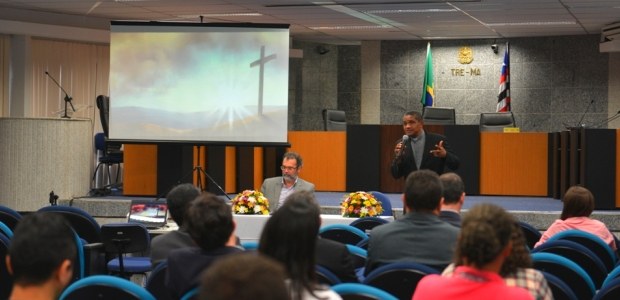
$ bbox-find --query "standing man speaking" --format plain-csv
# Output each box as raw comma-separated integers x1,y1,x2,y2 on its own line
391,110,460,179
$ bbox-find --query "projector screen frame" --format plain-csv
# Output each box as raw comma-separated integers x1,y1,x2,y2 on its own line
108,21,292,147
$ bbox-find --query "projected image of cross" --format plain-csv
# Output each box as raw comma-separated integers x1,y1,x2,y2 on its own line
250,45,277,116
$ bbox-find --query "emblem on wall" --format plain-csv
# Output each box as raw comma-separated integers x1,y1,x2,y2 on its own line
458,46,473,64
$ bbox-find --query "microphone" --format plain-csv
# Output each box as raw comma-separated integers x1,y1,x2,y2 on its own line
575,99,594,128
45,70,76,118
594,110,620,128
399,135,409,158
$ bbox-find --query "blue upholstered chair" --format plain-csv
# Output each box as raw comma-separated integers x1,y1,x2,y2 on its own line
319,224,368,245
180,286,199,300
541,271,578,300
316,264,342,286
37,205,101,243
362,262,439,300
92,132,123,188
0,205,21,231
241,241,259,251
369,191,393,217
59,275,156,300
355,236,369,250
531,252,595,300
101,223,151,278
594,277,620,300
145,260,171,300
546,229,617,272
517,221,541,250
533,239,608,289
0,221,13,239
349,217,389,234
332,283,398,300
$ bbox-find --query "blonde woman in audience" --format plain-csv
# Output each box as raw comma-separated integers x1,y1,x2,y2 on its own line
413,204,533,300
535,185,616,250
259,190,341,300
443,221,552,300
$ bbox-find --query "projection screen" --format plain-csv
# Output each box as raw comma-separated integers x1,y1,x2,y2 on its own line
109,21,290,145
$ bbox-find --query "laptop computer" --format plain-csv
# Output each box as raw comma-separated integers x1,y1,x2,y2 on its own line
127,200,168,229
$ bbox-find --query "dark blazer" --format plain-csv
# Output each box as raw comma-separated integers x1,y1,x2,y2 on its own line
390,131,460,179
316,238,358,283
439,210,462,227
165,246,243,299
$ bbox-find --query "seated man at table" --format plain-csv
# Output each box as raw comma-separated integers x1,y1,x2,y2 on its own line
165,192,243,299
261,151,315,211
150,183,201,267
365,170,459,274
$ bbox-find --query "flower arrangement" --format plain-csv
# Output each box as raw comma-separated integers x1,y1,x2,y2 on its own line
340,191,383,218
231,190,270,215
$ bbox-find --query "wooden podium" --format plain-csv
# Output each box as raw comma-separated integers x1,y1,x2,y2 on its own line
0,118,92,211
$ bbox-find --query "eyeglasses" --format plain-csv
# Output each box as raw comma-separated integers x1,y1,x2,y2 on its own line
280,165,298,171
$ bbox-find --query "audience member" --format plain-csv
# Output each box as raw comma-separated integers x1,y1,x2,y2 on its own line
443,220,552,300
259,190,342,300
535,185,617,250
165,192,242,299
413,204,533,300
390,110,460,179
199,253,290,300
150,183,200,266
365,170,459,274
6,212,76,300
316,237,358,283
261,152,315,211
438,172,465,227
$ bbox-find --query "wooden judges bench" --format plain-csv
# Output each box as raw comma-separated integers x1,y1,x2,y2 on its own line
123,126,620,209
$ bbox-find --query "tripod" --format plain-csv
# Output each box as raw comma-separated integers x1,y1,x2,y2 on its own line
176,146,231,199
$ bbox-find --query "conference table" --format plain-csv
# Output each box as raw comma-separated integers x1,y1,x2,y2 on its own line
150,214,394,243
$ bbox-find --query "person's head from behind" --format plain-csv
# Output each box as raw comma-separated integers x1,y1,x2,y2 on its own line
403,170,443,213
259,190,321,299
498,222,532,277
439,172,465,206
166,183,200,227
281,152,303,182
561,185,594,220
199,253,290,300
186,193,235,251
6,212,76,297
455,204,514,271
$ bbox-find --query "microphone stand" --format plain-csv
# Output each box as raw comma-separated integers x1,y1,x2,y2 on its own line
575,99,594,128
45,71,76,118
593,110,620,128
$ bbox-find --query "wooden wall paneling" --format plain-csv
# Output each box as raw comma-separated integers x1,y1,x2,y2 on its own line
380,125,406,193
225,146,236,193
581,129,616,209
288,131,346,191
236,147,254,192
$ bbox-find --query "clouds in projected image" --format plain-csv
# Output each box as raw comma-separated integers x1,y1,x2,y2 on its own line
109,24,289,143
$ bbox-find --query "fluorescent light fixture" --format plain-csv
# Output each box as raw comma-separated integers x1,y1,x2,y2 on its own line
310,25,390,30
487,21,576,26
177,13,262,18
364,9,458,14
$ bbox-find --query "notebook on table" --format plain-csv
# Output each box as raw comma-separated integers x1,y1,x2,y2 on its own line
127,200,168,229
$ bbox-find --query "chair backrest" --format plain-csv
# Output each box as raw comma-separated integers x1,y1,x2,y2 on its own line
323,109,347,131
355,236,369,250
60,275,156,300
362,262,439,300
319,224,368,245
94,132,106,152
547,229,617,272
369,191,393,217
0,221,13,239
422,107,456,125
541,271,578,300
332,283,398,300
241,241,259,251
0,205,22,230
316,264,342,286
479,112,516,131
101,223,150,254
96,95,111,138
0,233,12,300
146,260,171,300
37,205,101,243
603,264,620,288
517,221,541,250
349,217,389,234
180,286,199,300
345,244,368,270
594,277,620,300
531,252,595,300
532,239,608,289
